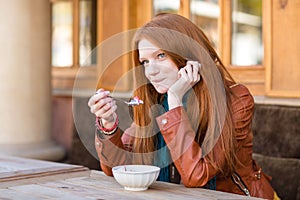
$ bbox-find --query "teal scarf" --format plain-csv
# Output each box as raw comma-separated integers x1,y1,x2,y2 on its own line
156,94,171,182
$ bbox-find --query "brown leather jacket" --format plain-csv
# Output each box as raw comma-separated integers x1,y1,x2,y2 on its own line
95,84,274,199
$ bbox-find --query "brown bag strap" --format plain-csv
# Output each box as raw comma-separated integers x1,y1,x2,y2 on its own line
231,172,251,196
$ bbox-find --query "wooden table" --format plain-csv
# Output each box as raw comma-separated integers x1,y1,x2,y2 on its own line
0,155,262,200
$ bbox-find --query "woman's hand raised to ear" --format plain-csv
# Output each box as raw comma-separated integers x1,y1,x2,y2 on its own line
167,61,201,110
88,88,117,129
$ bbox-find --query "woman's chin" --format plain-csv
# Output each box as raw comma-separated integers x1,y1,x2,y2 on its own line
154,85,168,94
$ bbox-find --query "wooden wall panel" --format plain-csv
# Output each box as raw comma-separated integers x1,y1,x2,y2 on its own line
96,0,134,92
265,0,300,97
228,67,265,96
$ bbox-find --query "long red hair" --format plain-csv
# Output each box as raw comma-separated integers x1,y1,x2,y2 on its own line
131,13,237,177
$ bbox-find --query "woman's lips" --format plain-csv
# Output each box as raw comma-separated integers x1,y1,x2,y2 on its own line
151,78,164,83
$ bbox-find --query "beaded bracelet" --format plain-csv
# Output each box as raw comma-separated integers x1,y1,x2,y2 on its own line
96,115,119,135
97,126,118,135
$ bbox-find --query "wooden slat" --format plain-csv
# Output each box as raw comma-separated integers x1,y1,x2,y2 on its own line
0,188,42,200
228,66,265,83
0,155,88,183
10,184,87,200
136,0,152,27
219,0,231,66
0,170,90,189
73,0,80,68
227,66,265,96
179,0,190,18
263,0,272,95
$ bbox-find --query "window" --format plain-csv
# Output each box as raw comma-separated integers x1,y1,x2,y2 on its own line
231,0,262,66
51,1,73,67
51,0,97,68
153,0,180,15
190,0,220,50
79,0,97,66
52,0,136,92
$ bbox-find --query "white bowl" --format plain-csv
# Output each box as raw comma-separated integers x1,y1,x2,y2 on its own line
112,165,160,191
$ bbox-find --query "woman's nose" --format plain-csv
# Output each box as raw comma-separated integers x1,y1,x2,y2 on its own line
146,61,160,75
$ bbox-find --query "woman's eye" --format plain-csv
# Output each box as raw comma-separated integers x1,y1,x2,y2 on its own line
140,60,149,66
157,53,166,59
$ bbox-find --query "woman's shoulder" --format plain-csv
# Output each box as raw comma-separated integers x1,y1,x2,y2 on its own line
229,83,253,99
228,83,254,111
229,83,251,96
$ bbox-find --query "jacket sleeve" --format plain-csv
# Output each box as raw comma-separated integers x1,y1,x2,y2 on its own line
94,123,136,176
156,107,222,187
230,85,256,171
230,85,255,142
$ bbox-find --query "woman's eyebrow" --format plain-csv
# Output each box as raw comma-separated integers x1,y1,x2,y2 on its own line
151,49,164,57
139,49,163,62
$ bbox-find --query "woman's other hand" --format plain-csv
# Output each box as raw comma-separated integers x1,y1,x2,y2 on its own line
88,88,117,128
168,61,201,109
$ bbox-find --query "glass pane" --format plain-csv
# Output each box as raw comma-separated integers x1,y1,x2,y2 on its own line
52,1,73,67
153,0,180,15
190,0,219,50
231,0,262,66
79,0,97,66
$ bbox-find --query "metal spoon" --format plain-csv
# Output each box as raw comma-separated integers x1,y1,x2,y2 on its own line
95,91,143,106
108,96,143,106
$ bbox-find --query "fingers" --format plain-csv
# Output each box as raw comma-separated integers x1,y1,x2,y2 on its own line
94,100,117,119
88,88,105,107
178,61,201,84
186,61,201,80
88,89,117,121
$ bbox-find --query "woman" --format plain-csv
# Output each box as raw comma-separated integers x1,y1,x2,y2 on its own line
88,13,276,199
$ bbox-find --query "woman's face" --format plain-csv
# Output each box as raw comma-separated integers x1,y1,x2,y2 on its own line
138,39,179,94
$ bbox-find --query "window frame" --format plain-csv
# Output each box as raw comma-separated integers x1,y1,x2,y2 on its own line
51,0,98,92
220,0,265,95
